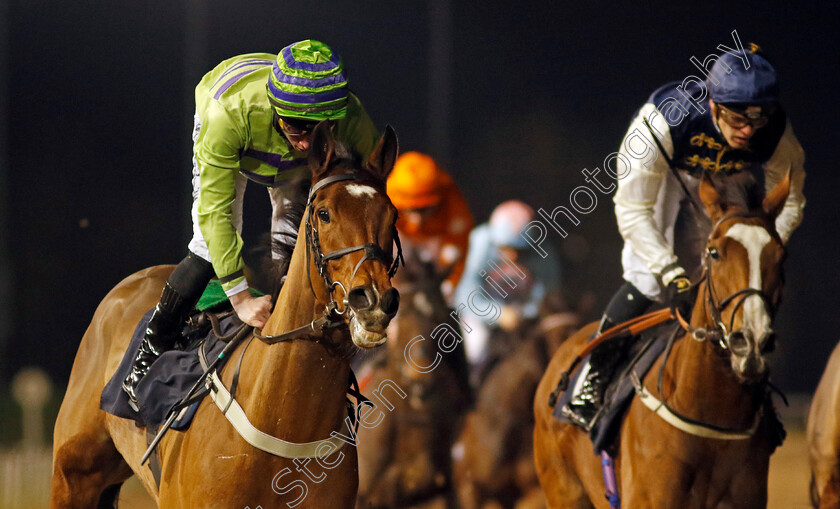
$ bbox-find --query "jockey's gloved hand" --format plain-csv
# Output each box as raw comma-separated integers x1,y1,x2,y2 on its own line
667,275,693,321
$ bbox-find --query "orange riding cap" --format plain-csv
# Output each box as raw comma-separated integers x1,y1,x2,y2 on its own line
387,152,474,293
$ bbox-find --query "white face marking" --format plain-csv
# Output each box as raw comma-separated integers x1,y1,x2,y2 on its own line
725,224,772,340
345,184,378,198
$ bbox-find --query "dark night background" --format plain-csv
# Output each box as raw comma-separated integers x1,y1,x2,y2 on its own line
1,1,837,398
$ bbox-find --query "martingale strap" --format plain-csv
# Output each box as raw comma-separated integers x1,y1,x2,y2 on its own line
631,372,760,440
206,370,348,458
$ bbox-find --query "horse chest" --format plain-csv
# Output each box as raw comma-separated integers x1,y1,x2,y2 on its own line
618,407,768,508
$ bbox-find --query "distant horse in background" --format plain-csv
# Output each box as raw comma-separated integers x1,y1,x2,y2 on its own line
534,173,791,508
452,308,580,509
807,339,840,508
51,124,401,509
356,257,470,509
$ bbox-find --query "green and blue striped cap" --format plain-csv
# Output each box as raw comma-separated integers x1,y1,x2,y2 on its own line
267,40,348,121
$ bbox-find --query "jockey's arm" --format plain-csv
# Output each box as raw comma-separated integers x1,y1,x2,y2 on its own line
193,100,275,329
453,226,497,325
194,103,251,296
613,103,684,285
763,120,806,243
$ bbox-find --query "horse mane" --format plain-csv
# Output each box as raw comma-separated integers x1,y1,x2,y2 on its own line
253,138,385,299
710,170,764,213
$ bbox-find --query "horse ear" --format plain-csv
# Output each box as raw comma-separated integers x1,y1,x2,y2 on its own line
762,170,790,220
367,125,399,181
308,120,336,177
698,172,726,221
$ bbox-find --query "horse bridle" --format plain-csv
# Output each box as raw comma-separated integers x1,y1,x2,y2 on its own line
642,212,782,439
305,173,403,313
255,171,404,344
679,212,777,355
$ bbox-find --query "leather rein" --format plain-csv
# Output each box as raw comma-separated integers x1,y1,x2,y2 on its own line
550,212,780,439
142,172,403,464
646,211,779,439
254,172,404,345
673,211,777,354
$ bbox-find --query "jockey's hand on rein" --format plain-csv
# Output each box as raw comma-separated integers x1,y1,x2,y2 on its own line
229,291,273,328
667,275,693,321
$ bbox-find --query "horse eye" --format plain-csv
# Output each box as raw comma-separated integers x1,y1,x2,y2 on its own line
707,247,720,260
318,209,331,223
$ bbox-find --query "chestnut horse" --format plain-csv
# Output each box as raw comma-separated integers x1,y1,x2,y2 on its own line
807,339,840,508
51,123,401,508
534,173,791,508
356,258,470,509
453,311,579,509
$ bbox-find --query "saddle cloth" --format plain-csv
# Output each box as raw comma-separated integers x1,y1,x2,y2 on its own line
99,308,241,430
552,321,786,453
551,323,675,453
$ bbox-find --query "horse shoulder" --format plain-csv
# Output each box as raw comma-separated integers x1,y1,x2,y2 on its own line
808,340,840,500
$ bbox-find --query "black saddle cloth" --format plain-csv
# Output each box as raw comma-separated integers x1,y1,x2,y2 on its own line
551,323,675,453
99,309,241,430
552,321,786,454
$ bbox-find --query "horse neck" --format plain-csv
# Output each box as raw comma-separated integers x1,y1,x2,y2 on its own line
237,220,351,442
661,281,762,429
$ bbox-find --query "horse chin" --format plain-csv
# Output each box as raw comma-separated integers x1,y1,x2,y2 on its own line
731,353,767,383
349,316,388,348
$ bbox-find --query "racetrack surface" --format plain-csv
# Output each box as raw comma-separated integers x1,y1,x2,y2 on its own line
115,430,811,508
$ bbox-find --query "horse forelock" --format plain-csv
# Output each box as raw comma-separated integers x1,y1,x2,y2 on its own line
314,147,387,193
712,171,764,213
331,140,355,164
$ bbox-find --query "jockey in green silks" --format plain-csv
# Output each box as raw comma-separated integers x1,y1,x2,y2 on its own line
123,40,380,409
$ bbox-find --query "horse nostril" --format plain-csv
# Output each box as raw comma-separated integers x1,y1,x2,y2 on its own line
347,286,376,311
380,288,400,316
727,331,751,356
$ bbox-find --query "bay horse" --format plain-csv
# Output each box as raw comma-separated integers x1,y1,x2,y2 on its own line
534,172,791,508
807,339,840,508
355,257,470,509
51,122,401,509
453,310,579,509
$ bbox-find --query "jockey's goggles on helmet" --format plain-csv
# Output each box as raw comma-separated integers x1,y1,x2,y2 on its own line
716,104,774,129
278,116,320,137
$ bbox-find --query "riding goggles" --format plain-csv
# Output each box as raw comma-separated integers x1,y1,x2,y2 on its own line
717,104,772,129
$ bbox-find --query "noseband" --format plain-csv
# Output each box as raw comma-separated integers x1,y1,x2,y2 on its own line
305,173,404,314
254,171,403,344
682,212,776,354
638,212,781,440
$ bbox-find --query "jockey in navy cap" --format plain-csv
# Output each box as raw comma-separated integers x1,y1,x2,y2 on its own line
563,45,806,430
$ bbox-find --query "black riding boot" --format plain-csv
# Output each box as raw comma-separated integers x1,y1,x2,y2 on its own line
122,252,215,410
122,284,189,410
562,282,652,430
